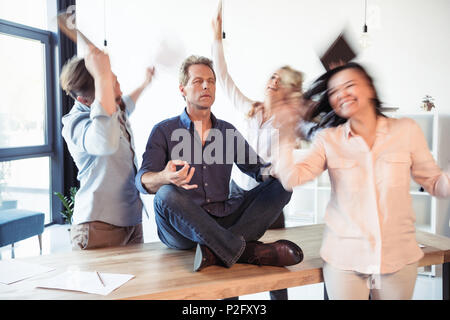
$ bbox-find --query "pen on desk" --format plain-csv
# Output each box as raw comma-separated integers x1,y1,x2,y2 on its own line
95,271,106,287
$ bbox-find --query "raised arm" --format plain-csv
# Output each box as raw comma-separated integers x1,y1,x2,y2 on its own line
129,66,155,105
62,45,121,156
84,44,116,116
211,0,254,114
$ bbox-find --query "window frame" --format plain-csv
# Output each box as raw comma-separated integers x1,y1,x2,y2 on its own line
0,17,63,225
0,18,55,159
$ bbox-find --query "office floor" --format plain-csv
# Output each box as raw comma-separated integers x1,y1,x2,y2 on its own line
0,223,443,300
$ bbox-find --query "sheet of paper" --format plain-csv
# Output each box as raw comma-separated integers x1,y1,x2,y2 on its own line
150,29,186,75
0,261,55,285
35,270,135,296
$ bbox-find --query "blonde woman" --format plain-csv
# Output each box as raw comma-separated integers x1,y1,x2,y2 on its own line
211,2,304,202
211,1,304,300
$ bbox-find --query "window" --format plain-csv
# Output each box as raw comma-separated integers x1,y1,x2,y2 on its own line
0,158,51,219
0,0,49,31
0,33,47,149
0,2,61,225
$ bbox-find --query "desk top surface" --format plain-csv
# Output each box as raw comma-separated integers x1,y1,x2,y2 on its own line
1,224,450,300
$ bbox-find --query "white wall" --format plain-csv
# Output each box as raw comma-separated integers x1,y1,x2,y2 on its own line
76,0,450,146
76,0,450,240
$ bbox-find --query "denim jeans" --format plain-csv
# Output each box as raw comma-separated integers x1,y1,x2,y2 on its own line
228,179,288,300
153,177,292,267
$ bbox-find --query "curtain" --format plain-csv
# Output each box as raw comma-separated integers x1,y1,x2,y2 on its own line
57,0,79,197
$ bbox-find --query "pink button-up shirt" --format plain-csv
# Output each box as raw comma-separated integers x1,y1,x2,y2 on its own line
277,116,450,274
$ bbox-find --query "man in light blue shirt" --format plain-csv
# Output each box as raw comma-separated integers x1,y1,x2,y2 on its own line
60,44,154,249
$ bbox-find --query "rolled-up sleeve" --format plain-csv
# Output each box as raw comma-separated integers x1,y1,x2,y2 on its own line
410,119,450,198
135,125,169,194
135,169,150,195
62,100,120,156
122,94,136,116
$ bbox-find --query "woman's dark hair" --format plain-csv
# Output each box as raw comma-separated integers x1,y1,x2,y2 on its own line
303,62,385,138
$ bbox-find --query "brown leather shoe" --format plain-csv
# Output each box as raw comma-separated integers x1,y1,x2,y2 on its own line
193,244,220,272
238,240,303,267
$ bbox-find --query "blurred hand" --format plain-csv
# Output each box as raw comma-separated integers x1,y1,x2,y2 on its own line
271,92,304,143
212,0,223,41
143,66,156,87
129,66,156,105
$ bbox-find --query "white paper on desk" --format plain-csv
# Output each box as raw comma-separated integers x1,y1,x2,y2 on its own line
0,261,55,285
35,271,134,296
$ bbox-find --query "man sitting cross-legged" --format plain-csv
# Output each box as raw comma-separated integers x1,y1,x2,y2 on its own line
135,55,303,271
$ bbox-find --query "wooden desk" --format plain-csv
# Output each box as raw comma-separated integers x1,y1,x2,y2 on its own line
0,224,449,300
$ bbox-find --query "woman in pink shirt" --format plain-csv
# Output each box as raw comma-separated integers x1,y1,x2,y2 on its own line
274,62,450,299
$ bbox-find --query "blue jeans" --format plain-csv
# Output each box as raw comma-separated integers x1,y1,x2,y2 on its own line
153,177,292,267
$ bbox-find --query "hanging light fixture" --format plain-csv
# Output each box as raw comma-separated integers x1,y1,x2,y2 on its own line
359,0,371,49
221,0,230,54
103,0,108,50
222,0,226,39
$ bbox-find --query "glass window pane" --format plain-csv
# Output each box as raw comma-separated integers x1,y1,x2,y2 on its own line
0,33,47,148
0,157,51,224
0,0,48,30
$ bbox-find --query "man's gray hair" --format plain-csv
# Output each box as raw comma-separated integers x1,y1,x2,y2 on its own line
179,55,216,86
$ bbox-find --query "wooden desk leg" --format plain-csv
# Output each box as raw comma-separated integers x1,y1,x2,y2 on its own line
444,262,449,301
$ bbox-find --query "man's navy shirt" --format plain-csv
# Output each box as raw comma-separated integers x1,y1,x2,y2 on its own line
135,108,269,217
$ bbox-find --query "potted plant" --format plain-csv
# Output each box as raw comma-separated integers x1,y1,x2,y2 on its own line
54,187,78,228
421,95,435,112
